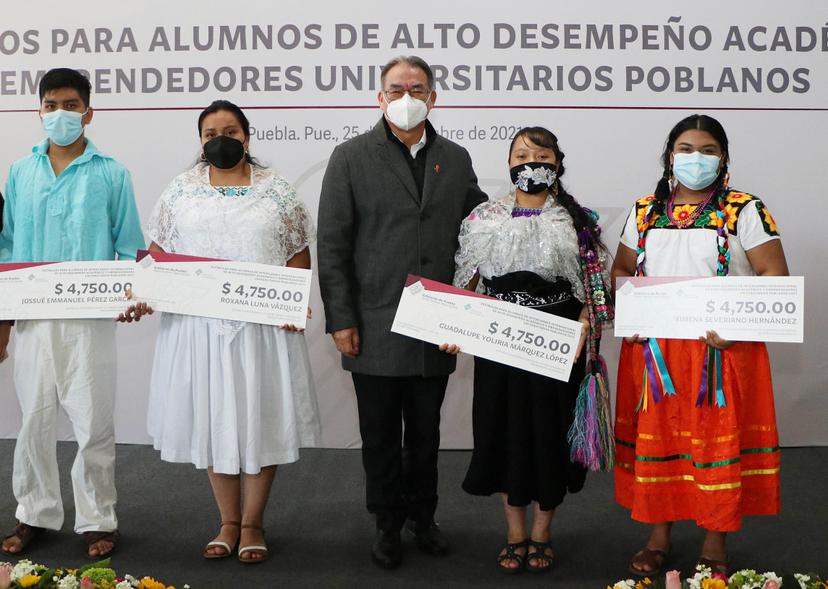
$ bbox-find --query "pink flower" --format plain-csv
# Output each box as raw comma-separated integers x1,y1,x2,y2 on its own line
763,581,780,589
713,572,728,581
666,570,682,589
0,565,11,589
81,577,95,589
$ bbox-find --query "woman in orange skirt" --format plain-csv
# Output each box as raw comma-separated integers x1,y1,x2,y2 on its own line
611,114,789,576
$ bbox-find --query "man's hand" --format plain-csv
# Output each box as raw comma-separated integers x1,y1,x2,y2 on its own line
332,327,360,358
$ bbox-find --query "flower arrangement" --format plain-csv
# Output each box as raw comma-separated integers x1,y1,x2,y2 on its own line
0,559,188,589
609,564,827,589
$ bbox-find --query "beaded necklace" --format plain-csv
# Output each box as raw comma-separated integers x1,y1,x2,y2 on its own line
635,186,731,277
666,185,717,228
511,206,544,218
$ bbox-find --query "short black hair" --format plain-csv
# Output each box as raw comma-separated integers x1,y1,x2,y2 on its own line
39,68,91,107
380,56,434,90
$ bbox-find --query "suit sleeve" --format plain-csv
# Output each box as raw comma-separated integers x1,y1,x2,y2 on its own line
317,145,359,333
462,148,488,217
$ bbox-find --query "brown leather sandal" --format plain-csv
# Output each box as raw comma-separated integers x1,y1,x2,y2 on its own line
203,521,241,560
697,556,729,576
238,524,268,564
83,530,120,559
629,547,669,577
1,522,45,555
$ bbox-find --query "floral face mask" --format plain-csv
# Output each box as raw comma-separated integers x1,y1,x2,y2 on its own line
510,162,557,194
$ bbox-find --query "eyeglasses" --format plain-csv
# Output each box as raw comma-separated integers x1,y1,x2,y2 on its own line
383,86,431,101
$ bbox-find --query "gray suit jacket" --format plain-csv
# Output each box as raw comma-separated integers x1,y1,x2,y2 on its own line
317,118,487,377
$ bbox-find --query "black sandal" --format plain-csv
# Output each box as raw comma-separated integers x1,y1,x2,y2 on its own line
497,540,528,575
1,522,45,555
526,540,555,573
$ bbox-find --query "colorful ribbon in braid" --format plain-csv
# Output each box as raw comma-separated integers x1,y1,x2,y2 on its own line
696,188,730,407
634,186,731,411
567,208,616,471
635,197,659,277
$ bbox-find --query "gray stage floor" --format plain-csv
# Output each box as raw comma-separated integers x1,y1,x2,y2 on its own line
0,442,825,588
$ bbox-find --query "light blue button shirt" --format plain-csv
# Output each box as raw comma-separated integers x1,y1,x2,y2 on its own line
0,138,145,262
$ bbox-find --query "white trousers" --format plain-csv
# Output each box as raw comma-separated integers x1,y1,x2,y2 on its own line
12,319,118,533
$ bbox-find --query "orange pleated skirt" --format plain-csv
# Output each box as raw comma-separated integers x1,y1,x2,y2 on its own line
614,339,780,532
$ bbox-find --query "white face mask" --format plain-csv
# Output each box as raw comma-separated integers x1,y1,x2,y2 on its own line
384,92,429,131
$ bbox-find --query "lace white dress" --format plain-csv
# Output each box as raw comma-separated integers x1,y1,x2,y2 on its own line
145,163,321,474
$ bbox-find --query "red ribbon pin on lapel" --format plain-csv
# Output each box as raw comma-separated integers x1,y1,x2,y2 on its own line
434,164,440,174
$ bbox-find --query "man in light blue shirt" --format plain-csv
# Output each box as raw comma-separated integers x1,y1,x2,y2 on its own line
0,68,144,559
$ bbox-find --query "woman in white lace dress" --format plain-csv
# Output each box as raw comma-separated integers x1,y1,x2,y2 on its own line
448,127,613,574
140,100,320,563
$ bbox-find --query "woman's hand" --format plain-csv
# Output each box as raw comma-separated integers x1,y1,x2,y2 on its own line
116,289,154,323
280,306,312,333
438,343,461,355
574,315,590,361
699,330,734,351
0,323,10,364
624,334,648,344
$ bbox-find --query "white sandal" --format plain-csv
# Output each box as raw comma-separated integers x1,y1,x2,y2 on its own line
238,524,269,564
202,521,240,560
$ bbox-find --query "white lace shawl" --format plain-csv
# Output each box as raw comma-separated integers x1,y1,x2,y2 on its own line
146,163,314,265
453,193,588,302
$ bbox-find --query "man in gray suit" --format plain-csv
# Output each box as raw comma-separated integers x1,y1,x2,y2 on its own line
318,55,487,569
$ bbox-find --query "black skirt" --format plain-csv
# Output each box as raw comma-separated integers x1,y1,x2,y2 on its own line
462,271,587,511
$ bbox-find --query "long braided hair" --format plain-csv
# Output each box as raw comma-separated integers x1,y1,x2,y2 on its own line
508,127,613,338
636,114,732,277
509,127,614,469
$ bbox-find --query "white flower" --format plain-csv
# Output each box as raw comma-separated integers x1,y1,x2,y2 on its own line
11,559,36,581
57,575,80,589
530,165,556,186
115,581,133,589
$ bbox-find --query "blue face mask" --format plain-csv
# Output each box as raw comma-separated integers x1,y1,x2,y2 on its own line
672,151,721,190
42,109,87,146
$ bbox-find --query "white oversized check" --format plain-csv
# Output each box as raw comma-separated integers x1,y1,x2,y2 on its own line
0,260,134,320
132,251,312,328
391,275,582,382
614,276,804,343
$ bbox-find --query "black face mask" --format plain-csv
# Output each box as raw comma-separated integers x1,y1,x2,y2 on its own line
509,161,557,194
203,136,246,169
